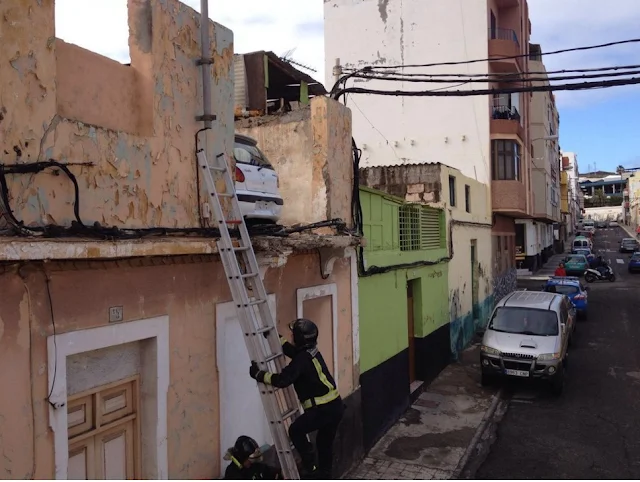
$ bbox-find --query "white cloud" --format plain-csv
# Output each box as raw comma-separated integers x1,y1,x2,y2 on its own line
55,0,640,107
528,0,640,107
55,0,326,82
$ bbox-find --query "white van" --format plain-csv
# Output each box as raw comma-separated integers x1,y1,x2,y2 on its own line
572,237,591,251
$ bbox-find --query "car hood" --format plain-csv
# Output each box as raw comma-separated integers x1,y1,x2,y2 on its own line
484,329,559,356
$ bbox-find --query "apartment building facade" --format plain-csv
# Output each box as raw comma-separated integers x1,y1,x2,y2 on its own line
519,43,561,269
562,152,581,234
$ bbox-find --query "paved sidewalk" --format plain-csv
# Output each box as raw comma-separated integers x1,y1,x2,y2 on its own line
517,251,570,281
345,345,500,480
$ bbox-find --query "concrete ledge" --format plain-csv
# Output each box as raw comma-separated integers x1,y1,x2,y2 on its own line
0,233,360,262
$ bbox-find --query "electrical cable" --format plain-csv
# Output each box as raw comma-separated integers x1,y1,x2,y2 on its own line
43,271,58,409
350,68,640,84
361,63,640,78
343,37,640,70
332,76,640,99
0,159,348,240
195,128,209,227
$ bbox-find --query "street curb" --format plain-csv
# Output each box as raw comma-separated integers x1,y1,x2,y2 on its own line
449,388,504,480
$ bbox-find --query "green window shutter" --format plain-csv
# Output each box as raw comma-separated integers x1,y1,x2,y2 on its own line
419,207,442,250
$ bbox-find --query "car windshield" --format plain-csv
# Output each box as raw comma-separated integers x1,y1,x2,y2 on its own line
547,284,579,295
233,140,274,169
489,307,559,336
631,253,640,260
622,239,637,245
566,255,586,263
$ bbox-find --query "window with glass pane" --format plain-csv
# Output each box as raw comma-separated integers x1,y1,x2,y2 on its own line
491,140,521,181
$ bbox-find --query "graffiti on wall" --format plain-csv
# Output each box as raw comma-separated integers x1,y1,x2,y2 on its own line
492,268,517,305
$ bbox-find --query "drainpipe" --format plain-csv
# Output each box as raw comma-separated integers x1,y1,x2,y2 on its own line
197,0,215,127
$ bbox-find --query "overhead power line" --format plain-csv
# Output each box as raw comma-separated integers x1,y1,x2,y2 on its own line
351,69,640,85
331,76,640,99
342,37,640,70
363,63,640,78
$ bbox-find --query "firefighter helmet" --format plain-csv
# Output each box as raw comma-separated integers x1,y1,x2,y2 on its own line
289,318,319,348
232,435,261,464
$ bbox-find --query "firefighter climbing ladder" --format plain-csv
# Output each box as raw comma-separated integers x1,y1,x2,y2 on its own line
196,148,301,480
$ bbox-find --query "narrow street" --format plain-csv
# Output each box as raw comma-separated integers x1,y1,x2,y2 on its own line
477,226,640,479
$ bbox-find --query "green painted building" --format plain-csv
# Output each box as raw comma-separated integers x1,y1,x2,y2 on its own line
358,187,450,450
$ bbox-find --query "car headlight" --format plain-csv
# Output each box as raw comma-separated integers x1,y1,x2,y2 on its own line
537,352,561,361
481,345,501,356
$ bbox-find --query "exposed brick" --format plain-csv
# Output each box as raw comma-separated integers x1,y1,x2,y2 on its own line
407,183,425,194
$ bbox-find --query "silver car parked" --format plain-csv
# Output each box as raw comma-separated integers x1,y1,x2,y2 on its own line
480,290,576,395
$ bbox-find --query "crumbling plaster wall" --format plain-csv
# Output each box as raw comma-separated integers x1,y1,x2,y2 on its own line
0,0,234,229
0,252,355,478
235,97,353,227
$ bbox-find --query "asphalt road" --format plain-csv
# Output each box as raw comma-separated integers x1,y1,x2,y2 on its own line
477,226,640,479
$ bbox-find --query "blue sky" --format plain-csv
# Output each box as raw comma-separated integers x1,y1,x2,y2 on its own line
55,0,640,174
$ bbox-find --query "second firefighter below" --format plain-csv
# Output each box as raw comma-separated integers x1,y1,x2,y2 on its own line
249,318,344,479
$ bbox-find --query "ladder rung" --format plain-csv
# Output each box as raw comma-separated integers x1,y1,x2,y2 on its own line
209,166,226,172
255,326,274,335
238,299,266,308
281,408,298,420
265,352,282,363
234,246,250,252
222,219,243,225
213,192,233,198
241,272,259,279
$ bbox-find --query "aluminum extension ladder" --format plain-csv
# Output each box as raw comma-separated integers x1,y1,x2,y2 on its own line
196,148,301,479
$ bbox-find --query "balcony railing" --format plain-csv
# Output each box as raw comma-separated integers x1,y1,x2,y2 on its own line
488,28,520,47
492,104,520,121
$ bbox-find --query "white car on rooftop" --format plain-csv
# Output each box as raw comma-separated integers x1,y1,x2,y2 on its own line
234,134,283,224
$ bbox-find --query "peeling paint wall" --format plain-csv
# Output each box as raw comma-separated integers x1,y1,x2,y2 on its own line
0,0,234,228
324,0,492,184
235,97,353,226
0,252,355,478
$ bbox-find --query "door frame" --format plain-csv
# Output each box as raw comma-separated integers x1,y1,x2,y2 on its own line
47,316,170,480
407,282,416,384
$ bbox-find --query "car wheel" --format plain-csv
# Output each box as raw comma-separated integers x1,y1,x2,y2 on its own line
481,372,494,387
550,367,565,396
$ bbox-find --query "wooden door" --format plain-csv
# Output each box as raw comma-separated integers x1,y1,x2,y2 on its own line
407,283,416,383
67,377,140,480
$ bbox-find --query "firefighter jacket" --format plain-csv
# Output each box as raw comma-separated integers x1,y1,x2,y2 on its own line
259,338,341,410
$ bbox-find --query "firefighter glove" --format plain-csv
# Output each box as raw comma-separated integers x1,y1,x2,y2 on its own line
249,361,265,382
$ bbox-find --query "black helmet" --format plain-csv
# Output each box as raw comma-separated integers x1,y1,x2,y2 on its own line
232,436,260,464
289,318,318,347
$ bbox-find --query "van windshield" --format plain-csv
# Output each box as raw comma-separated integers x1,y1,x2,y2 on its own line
488,307,559,336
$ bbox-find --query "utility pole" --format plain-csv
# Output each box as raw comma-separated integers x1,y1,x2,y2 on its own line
332,58,343,85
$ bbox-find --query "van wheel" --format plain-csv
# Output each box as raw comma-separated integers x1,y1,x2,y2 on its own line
550,367,565,396
481,373,494,387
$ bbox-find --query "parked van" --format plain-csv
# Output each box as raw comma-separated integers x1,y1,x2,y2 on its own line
572,236,592,251
480,290,575,395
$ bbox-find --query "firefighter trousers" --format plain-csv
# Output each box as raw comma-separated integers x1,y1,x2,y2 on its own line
289,398,345,478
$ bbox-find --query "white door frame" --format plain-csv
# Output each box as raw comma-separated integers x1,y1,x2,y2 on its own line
296,283,339,387
47,316,170,480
